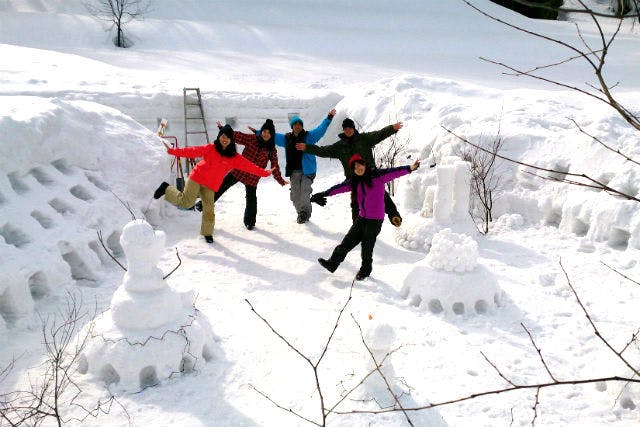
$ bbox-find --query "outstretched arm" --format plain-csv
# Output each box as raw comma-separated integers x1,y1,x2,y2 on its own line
311,179,351,206
268,147,287,185
302,141,342,158
234,155,272,178
375,160,419,185
167,143,211,159
365,122,402,148
271,132,287,148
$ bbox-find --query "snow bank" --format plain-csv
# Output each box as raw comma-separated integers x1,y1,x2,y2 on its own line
337,74,640,253
0,97,166,331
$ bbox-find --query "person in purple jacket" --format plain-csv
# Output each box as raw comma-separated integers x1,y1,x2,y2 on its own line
311,153,420,280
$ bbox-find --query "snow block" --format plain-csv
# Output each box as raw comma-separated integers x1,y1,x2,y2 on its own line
395,158,476,252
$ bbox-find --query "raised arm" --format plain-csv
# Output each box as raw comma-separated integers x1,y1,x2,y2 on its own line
305,109,336,144
364,122,402,148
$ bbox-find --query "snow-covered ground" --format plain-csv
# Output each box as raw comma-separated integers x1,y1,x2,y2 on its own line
1,1,640,426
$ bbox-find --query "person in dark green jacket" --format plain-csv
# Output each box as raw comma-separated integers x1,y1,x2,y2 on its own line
296,118,404,226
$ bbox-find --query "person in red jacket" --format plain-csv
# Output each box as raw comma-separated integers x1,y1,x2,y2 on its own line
213,119,288,230
153,125,272,244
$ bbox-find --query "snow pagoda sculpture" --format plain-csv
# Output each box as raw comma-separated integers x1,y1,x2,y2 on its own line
397,157,504,315
401,228,503,315
78,219,215,391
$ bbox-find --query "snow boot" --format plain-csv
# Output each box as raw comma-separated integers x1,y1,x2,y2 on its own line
204,235,213,244
153,182,169,199
355,271,369,281
318,258,337,273
245,224,255,230
297,211,309,224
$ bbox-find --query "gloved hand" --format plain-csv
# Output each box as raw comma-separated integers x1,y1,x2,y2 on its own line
310,192,328,207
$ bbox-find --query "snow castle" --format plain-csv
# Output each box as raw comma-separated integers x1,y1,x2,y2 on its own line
78,219,215,391
398,159,504,315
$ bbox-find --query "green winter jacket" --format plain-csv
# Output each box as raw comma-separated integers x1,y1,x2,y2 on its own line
304,125,397,178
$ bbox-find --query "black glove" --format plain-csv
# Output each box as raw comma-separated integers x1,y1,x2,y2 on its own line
310,192,328,207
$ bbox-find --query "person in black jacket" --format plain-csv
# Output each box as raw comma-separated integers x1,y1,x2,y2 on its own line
297,117,404,226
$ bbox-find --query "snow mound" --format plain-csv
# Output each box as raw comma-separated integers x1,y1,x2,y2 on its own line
0,97,167,334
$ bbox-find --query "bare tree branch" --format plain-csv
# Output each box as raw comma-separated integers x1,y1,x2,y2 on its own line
245,278,357,426
162,247,182,279
481,351,517,386
559,259,640,377
97,230,127,271
443,126,640,202
568,118,640,167
351,315,414,426
521,323,558,382
248,384,322,427
332,375,640,415
465,0,640,131
601,261,640,287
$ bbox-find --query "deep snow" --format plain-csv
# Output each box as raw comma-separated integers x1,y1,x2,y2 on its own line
1,1,640,426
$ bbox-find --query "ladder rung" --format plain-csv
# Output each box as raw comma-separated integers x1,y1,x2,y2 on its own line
185,117,204,120
186,131,208,134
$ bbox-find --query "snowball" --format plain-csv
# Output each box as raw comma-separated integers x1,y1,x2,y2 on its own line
426,228,478,272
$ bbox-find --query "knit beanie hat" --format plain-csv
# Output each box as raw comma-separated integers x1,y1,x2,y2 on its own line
218,124,234,141
260,119,276,137
342,118,356,129
348,153,365,169
289,116,303,128
215,124,237,157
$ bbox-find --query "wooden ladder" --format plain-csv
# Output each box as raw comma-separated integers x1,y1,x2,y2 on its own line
183,87,211,173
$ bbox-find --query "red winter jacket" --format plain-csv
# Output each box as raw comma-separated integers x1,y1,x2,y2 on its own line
168,144,270,192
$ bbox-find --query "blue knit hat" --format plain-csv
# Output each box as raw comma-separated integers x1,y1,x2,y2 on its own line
289,116,303,128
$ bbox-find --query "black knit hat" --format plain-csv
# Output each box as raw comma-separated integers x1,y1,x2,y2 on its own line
215,124,237,157
342,118,356,129
260,119,275,137
218,124,234,141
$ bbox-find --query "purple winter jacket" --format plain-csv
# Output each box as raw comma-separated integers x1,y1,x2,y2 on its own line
325,166,412,220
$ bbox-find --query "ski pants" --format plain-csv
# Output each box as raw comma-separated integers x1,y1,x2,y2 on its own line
165,178,215,236
326,217,383,276
214,174,258,228
351,190,400,223
289,170,315,217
